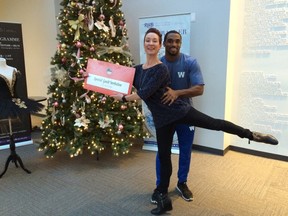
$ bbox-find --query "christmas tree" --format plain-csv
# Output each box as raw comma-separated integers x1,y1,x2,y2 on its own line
39,0,147,158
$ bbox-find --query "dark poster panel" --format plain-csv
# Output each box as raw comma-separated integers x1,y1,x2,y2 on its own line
0,22,32,146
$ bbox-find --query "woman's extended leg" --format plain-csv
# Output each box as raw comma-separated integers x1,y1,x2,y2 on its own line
177,107,278,145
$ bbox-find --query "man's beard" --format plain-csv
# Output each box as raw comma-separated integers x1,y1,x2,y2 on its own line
167,48,179,56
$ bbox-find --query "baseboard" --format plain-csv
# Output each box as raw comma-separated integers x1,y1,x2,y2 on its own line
31,113,46,117
229,145,288,162
192,144,229,156
0,139,33,150
192,143,288,162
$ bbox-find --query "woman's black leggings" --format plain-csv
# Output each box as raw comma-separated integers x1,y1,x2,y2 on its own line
155,107,253,194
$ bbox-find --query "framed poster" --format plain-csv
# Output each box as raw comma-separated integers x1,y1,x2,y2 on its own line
0,22,32,148
139,13,193,63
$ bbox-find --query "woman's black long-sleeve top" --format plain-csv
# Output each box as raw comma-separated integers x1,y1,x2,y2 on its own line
133,63,191,129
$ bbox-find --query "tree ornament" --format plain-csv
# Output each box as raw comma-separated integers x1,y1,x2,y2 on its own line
87,7,94,31
119,20,124,27
99,14,105,21
109,16,116,37
61,116,66,126
101,96,107,103
57,44,61,53
85,95,91,104
74,113,90,130
99,115,114,129
109,0,118,8
95,20,109,32
68,14,85,40
51,66,68,85
118,124,124,130
76,3,83,9
54,101,59,107
120,105,127,110
61,93,66,103
96,37,132,58
76,41,82,48
99,6,105,20
95,6,109,32
74,47,83,65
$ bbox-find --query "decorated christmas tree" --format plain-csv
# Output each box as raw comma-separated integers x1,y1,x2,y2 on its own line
39,0,147,158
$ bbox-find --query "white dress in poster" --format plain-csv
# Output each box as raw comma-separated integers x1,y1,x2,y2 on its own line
139,13,192,153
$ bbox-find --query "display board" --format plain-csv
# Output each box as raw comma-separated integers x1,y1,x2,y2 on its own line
0,22,32,148
139,13,192,64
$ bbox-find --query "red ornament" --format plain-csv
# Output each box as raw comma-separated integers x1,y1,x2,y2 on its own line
54,101,59,107
76,41,82,48
99,14,105,20
119,20,124,26
118,124,124,130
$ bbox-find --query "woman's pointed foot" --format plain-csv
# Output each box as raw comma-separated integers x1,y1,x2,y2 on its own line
252,132,278,145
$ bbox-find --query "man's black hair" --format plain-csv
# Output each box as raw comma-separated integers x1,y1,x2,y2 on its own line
163,30,182,42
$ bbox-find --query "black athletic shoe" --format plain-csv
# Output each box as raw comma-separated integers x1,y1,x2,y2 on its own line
176,182,193,202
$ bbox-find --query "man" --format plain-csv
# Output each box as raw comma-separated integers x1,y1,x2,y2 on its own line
151,30,204,203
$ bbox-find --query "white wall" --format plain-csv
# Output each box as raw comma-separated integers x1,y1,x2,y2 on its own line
122,0,231,150
228,0,288,155
0,0,58,109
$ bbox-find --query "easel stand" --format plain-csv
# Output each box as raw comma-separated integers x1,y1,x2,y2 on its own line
0,118,31,178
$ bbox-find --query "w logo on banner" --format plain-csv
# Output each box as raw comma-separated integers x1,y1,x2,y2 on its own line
177,71,185,78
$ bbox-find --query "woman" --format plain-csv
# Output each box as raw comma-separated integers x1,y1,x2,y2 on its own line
111,28,278,215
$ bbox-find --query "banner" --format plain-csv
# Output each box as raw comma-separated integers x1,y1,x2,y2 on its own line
0,22,32,148
84,59,135,96
139,13,192,153
139,13,192,64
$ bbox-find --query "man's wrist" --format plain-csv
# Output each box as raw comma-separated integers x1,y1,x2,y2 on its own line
122,95,127,102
